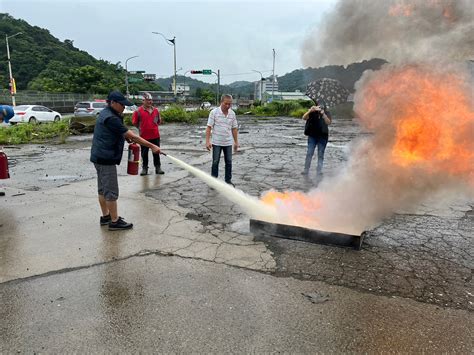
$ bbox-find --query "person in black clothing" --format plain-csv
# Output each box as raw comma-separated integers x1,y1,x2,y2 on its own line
90,91,161,231
301,102,332,178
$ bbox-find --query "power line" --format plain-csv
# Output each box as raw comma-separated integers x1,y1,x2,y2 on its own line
220,70,273,77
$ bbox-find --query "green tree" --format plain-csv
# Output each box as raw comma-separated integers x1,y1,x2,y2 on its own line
68,65,104,93
195,87,215,102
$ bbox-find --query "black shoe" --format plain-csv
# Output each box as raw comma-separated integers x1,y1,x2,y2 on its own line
226,181,235,187
108,217,133,231
140,168,148,176
155,167,165,175
100,214,111,226
301,170,309,175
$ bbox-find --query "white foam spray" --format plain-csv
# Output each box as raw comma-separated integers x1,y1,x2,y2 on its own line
165,154,277,222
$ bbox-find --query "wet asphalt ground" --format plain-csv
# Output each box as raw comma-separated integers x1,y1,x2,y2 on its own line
0,116,472,352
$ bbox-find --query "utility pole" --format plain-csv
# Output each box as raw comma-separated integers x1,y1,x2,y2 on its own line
172,36,177,99
125,55,139,99
217,69,220,105
272,48,276,102
6,32,22,106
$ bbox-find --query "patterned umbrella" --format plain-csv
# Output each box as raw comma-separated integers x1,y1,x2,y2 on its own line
305,78,350,108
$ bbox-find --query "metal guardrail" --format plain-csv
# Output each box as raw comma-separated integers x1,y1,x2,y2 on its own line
0,91,95,114
0,91,254,112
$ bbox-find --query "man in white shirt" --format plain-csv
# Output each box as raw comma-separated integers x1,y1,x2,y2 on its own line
205,94,239,187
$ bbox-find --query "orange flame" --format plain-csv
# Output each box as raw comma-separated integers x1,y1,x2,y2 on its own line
389,0,457,22
261,190,323,228
389,3,415,17
358,65,474,177
259,64,473,232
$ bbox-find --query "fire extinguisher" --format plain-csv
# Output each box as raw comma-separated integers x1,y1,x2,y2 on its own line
127,143,140,175
0,150,10,179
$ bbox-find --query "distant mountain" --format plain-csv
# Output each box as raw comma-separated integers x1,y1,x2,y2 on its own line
152,59,388,98
278,59,387,93
228,81,253,88
0,13,387,97
219,58,388,97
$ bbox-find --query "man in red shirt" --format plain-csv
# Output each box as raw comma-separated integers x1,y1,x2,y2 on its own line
132,92,164,175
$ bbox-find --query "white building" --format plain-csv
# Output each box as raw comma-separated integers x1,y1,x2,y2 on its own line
254,75,279,101
254,75,310,101
275,90,312,101
170,82,191,96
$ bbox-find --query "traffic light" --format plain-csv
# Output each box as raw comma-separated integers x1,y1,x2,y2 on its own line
190,69,212,74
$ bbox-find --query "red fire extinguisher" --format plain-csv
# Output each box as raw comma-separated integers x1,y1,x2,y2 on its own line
127,143,140,175
0,150,10,179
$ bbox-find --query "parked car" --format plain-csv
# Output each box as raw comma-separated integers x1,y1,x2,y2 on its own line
200,101,212,110
123,105,138,114
74,100,107,117
9,105,62,124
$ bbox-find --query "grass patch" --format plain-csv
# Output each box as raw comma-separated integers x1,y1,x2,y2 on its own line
0,120,70,144
289,108,307,118
245,100,313,117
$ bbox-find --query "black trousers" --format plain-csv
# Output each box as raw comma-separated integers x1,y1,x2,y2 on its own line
141,137,161,169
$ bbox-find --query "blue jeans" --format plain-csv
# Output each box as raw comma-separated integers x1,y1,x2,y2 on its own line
304,136,328,175
211,145,232,183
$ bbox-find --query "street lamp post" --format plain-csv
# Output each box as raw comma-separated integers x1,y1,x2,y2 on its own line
252,69,265,102
125,55,139,99
152,32,177,100
210,70,220,106
5,32,22,106
272,48,276,102
182,70,190,102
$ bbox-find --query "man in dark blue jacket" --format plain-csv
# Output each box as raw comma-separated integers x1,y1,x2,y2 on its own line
91,91,161,231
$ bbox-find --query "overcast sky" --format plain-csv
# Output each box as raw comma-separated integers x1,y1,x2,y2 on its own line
1,0,337,84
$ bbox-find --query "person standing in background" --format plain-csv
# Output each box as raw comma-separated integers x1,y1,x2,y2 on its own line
205,94,239,187
302,102,332,179
132,92,164,176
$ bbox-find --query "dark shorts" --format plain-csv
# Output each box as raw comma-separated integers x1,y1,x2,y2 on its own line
94,163,119,201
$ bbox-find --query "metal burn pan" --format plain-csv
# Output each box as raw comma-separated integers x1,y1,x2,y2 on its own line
250,219,365,250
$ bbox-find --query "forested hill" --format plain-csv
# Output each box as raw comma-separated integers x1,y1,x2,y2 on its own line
278,58,387,92
0,13,162,94
222,58,388,97
0,14,109,91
